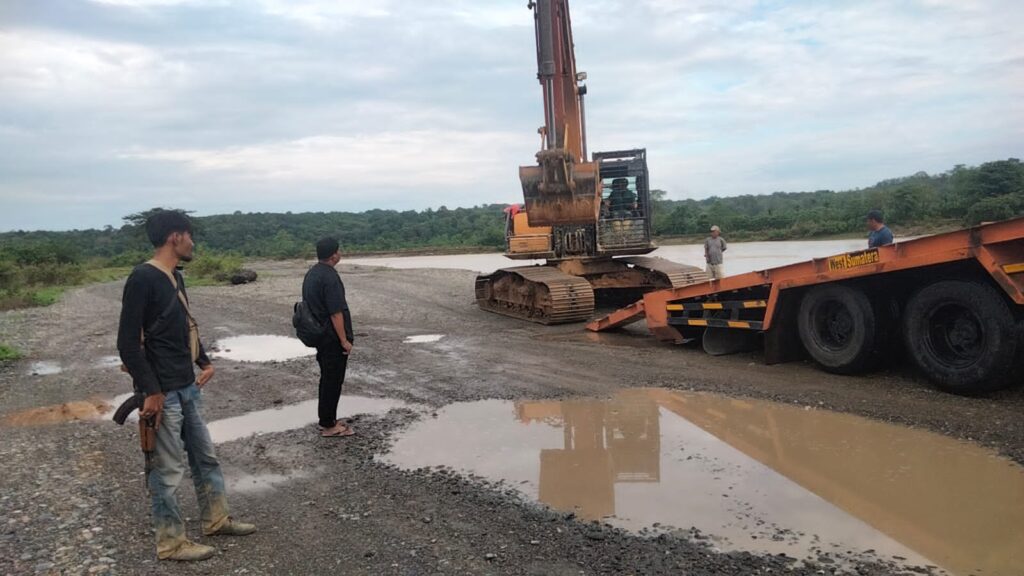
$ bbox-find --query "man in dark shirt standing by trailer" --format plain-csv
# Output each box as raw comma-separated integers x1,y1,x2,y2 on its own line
302,237,355,437
867,209,895,248
117,210,255,562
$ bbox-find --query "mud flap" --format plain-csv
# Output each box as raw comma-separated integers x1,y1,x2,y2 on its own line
702,327,759,356
764,290,804,365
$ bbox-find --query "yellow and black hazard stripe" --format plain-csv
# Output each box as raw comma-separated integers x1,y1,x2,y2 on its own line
666,300,767,312
666,317,764,330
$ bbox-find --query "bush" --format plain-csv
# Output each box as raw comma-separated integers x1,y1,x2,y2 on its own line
185,252,244,283
31,287,65,307
21,263,85,287
107,250,151,267
0,260,21,292
965,193,1024,225
0,344,20,362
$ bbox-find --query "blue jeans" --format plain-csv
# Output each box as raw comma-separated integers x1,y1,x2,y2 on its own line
150,384,229,558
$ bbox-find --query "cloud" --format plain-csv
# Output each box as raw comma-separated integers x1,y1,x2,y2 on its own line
255,0,393,30
0,0,1022,230
0,30,190,103
122,129,524,188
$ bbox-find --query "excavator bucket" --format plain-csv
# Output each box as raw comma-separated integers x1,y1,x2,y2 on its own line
520,148,600,227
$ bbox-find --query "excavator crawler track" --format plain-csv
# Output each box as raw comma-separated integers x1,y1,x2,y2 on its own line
475,266,595,325
619,256,709,288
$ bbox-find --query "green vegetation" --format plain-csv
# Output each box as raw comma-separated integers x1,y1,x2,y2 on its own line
650,158,1024,239
0,344,20,362
185,253,245,285
0,159,1020,311
0,211,244,310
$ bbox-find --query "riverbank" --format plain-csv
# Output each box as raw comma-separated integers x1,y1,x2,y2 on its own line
655,219,962,246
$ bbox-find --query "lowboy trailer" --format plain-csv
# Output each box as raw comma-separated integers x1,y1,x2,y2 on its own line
588,217,1024,395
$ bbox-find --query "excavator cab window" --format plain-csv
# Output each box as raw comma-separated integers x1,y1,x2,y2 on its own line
600,177,641,219
593,149,652,251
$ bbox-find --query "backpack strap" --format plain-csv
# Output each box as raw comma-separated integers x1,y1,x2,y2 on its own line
146,260,195,319
145,260,201,363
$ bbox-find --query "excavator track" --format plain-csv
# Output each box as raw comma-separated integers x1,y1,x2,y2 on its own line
618,256,708,288
475,266,595,325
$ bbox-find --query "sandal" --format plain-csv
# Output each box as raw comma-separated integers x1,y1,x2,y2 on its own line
320,423,355,437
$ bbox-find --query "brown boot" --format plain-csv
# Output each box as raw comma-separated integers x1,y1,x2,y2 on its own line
160,540,217,562
206,518,256,537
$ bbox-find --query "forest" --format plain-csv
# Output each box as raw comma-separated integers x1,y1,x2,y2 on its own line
0,158,1021,307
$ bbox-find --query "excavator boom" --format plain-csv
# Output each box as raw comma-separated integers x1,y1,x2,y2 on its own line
520,0,600,226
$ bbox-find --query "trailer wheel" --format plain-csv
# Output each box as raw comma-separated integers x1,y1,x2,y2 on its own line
903,280,1018,394
797,285,880,374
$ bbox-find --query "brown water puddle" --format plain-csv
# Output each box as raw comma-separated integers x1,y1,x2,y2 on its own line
207,395,408,444
383,389,1024,576
2,399,112,426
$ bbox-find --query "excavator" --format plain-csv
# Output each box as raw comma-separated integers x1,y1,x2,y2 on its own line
474,0,705,324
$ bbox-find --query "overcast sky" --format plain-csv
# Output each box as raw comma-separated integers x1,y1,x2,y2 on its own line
1,0,1022,231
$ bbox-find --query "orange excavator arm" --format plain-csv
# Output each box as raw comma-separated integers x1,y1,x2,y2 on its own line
532,0,585,160
520,0,600,227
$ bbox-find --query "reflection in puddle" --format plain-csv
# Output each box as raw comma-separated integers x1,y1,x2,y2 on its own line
383,389,1024,575
207,396,408,444
2,399,112,426
211,335,315,363
404,334,444,344
27,361,62,376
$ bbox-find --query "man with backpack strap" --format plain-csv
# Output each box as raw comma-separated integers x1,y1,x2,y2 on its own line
117,210,255,562
300,237,355,438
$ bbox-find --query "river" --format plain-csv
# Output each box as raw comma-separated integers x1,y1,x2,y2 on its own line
345,238,873,275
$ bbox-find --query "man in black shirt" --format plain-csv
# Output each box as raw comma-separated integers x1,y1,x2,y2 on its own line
301,237,355,437
117,211,255,562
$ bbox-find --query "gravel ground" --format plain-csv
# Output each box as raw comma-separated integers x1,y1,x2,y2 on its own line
1,260,1021,575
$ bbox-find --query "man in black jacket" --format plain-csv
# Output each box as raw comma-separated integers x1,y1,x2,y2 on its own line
301,237,355,437
117,211,255,562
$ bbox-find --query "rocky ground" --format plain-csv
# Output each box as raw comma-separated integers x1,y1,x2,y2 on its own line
1,260,1021,575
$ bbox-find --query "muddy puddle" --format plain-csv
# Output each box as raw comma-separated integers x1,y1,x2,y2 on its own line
26,361,62,376
94,356,123,369
211,335,315,363
404,334,444,344
2,399,113,426
227,470,313,494
207,395,409,444
383,389,1024,575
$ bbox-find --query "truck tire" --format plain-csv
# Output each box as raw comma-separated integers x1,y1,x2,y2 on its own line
903,280,1019,394
797,284,880,374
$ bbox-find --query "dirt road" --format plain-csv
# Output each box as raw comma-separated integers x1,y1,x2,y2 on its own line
1,260,1022,575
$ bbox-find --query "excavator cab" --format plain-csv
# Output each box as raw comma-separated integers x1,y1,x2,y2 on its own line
594,149,653,254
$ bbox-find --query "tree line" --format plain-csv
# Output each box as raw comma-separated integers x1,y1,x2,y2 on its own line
1,158,1022,265
651,158,1024,239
